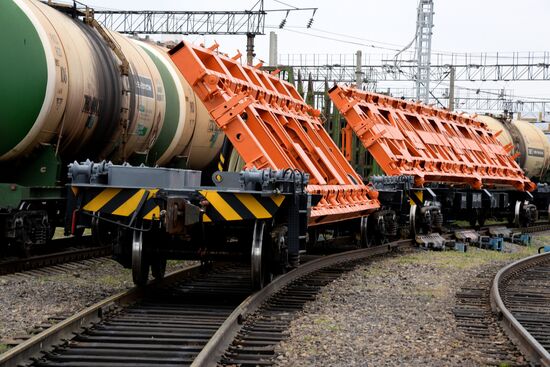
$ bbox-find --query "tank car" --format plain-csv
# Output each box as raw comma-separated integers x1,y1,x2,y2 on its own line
477,116,550,182
478,115,550,222
0,0,223,255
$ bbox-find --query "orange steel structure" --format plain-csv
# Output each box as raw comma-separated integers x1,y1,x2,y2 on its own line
329,85,535,192
169,42,379,225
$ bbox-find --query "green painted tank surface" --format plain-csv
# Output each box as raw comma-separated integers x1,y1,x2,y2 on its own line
0,0,222,168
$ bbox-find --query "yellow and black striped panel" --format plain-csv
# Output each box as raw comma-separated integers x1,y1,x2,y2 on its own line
80,188,161,220
199,190,285,223
217,152,225,171
409,190,423,206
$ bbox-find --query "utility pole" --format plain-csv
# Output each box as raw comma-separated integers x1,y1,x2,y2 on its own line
355,50,363,89
246,34,256,65
269,31,278,66
448,66,455,111
415,0,434,103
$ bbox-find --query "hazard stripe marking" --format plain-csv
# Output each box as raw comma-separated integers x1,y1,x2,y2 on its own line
112,189,147,216
219,192,254,219
143,206,160,220
271,194,285,207
261,196,282,214
200,190,242,221
235,194,272,219
98,189,139,213
83,188,122,212
409,191,423,206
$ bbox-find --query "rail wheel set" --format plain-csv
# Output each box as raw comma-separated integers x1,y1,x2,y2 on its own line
0,0,547,290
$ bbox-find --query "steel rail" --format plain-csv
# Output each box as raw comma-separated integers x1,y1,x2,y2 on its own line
0,243,110,276
191,239,413,366
491,251,550,367
0,263,204,367
4,230,546,366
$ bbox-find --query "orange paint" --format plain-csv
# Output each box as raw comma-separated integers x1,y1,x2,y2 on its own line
169,42,380,225
329,85,535,192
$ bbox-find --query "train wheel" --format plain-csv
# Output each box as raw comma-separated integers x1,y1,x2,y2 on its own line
409,205,418,237
16,242,32,259
251,220,272,290
469,209,478,227
270,225,288,276
132,228,150,286
513,200,522,227
478,210,487,227
92,213,117,247
359,216,369,248
151,255,167,280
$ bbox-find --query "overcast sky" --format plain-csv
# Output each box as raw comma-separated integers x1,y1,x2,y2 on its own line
88,0,550,111
89,0,550,53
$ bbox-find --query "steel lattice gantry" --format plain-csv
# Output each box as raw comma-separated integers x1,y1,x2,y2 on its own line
415,0,434,103
93,10,266,35
286,62,550,83
91,5,316,65
279,52,550,83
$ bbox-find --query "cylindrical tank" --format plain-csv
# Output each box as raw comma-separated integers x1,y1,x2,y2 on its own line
478,115,550,180
0,0,222,169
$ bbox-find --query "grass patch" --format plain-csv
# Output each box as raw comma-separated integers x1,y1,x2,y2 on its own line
453,219,507,228
412,284,447,299
361,265,391,277
313,316,340,331
0,343,10,354
96,274,126,286
394,244,537,270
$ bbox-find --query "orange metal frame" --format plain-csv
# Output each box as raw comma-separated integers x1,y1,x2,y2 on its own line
329,85,535,192
169,42,379,225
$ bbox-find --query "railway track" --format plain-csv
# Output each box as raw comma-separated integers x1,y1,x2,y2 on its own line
0,240,412,367
0,237,111,277
491,251,550,367
453,266,528,366
520,223,550,234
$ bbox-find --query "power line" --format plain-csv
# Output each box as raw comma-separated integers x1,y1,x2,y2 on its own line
267,27,403,52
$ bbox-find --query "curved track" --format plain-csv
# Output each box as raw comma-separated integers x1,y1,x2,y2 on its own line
491,252,550,367
0,240,412,367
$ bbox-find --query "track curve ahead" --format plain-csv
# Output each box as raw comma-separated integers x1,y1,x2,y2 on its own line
491,251,550,367
0,240,412,367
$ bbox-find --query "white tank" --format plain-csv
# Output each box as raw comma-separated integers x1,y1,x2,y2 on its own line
0,0,223,169
478,115,550,180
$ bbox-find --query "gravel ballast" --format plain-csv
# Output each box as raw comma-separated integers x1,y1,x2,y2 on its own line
275,240,541,367
0,235,544,361
0,259,192,348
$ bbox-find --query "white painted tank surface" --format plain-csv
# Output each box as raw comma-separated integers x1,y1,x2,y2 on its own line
0,0,223,169
478,115,550,180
